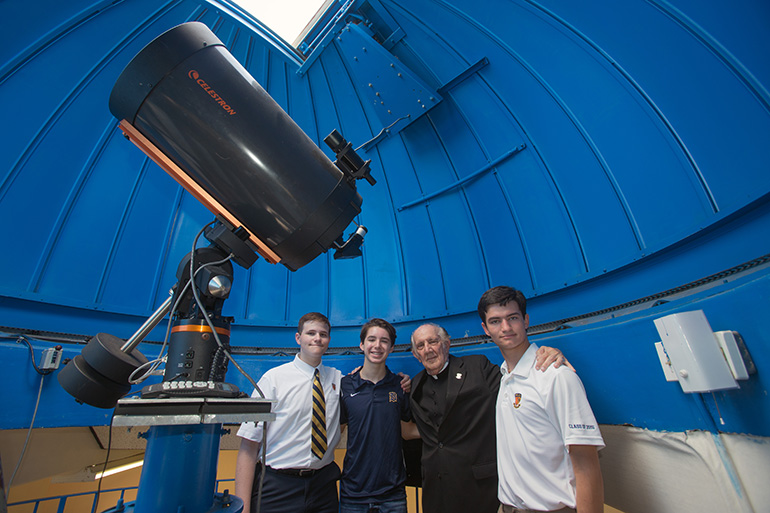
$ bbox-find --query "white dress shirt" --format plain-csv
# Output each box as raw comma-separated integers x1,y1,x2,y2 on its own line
237,354,342,470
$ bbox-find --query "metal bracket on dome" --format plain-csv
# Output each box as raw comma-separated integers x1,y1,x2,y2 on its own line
398,144,527,211
335,23,443,138
437,57,490,94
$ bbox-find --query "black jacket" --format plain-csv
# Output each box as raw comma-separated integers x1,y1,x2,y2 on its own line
410,354,501,513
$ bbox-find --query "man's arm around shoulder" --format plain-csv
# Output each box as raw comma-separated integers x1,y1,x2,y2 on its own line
235,437,260,513
569,445,604,513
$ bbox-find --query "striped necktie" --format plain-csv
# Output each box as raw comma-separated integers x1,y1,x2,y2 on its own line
311,368,327,459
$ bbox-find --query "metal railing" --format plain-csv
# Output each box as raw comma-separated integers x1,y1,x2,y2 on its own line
7,479,235,512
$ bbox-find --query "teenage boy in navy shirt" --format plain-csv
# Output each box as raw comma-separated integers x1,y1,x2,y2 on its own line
339,318,418,513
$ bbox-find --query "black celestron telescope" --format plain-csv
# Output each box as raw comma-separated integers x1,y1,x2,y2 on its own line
57,22,375,513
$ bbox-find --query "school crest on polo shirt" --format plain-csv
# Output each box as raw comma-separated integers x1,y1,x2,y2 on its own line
513,393,522,409
389,391,397,402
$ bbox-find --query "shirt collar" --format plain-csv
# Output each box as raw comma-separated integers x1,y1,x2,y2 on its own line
293,354,322,378
351,366,395,389
500,343,538,377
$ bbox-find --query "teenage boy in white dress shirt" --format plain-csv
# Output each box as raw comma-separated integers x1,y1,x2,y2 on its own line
234,312,341,513
479,286,604,513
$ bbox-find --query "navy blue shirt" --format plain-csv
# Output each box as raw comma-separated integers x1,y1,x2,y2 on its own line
339,367,412,503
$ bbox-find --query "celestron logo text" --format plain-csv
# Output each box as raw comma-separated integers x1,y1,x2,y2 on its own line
188,70,236,115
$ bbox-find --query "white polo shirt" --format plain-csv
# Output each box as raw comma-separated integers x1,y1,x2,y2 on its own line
496,344,604,510
237,354,342,470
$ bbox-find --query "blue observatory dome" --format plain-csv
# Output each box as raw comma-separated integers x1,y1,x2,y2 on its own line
1,1,769,512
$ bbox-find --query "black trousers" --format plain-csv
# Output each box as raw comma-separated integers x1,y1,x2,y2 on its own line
251,462,341,513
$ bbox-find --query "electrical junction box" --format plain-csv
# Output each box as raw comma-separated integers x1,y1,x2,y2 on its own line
40,346,62,370
654,310,741,393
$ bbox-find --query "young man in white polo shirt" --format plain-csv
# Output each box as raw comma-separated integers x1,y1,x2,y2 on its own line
234,312,342,513
479,286,604,513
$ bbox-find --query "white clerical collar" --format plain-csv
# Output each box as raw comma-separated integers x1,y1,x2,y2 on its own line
429,360,450,379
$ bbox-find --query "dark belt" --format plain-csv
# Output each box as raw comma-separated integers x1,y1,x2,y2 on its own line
267,466,321,477
500,505,576,513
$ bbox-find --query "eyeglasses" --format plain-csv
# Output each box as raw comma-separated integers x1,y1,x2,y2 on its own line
413,338,444,351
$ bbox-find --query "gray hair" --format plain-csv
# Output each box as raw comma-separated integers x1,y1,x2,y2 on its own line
410,323,450,348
